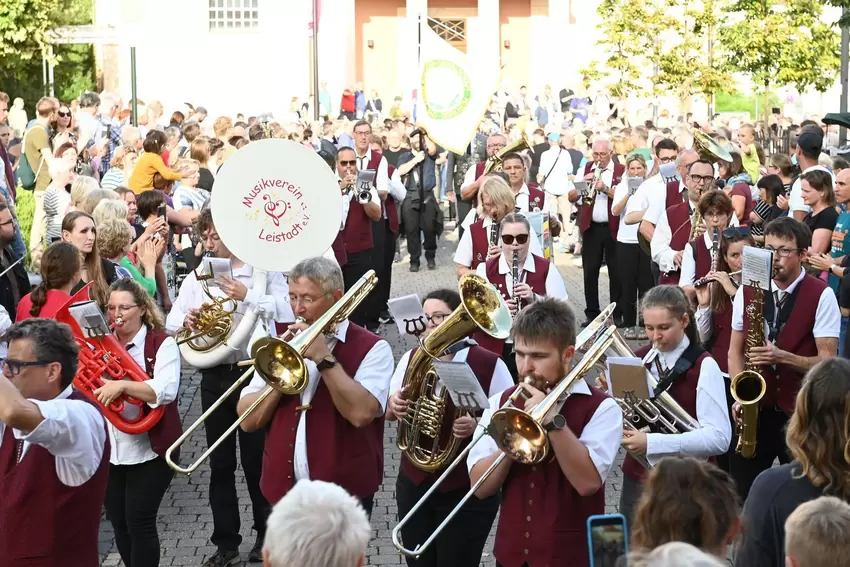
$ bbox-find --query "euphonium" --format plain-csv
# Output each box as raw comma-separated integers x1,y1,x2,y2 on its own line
175,274,238,352
482,132,531,175
54,283,165,435
396,273,511,472
730,282,768,459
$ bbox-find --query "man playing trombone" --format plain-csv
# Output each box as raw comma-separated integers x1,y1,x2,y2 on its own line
466,299,622,567
236,257,394,517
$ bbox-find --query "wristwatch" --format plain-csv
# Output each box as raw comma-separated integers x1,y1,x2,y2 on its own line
545,414,567,433
316,355,338,372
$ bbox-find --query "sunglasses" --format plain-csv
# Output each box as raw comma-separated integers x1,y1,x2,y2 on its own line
501,234,529,245
723,226,751,239
339,160,357,167
58,111,71,118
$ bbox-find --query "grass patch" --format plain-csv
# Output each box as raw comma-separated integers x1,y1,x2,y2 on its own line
15,188,35,271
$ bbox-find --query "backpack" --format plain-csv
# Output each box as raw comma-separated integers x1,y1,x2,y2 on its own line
17,125,47,191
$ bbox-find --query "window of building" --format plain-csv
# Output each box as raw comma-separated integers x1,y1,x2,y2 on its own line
427,18,467,53
209,0,259,31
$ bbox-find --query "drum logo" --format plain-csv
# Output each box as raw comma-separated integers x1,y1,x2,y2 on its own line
421,60,471,120
242,178,310,242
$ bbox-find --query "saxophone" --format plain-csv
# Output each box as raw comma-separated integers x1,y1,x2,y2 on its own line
729,282,768,458
689,207,703,241
512,250,522,312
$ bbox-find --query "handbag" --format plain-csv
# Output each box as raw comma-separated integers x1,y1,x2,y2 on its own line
17,125,47,191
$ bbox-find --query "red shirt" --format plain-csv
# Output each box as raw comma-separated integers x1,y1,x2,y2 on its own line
16,289,72,321
340,90,356,113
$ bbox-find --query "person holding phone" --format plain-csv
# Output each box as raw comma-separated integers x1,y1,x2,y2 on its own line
386,288,513,567
620,285,731,524
467,298,623,567
612,154,651,339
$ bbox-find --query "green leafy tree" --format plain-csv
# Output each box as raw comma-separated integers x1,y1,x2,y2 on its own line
719,0,840,125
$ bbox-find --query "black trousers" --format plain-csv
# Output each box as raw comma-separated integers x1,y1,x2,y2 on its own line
729,406,791,501
104,456,174,567
616,242,654,327
342,250,374,326
402,197,439,265
582,222,621,320
201,365,271,551
618,473,643,527
367,218,391,326
501,342,519,383
375,218,398,317
396,472,499,567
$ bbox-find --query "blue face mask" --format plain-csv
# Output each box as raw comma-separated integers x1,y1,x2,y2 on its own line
792,154,798,165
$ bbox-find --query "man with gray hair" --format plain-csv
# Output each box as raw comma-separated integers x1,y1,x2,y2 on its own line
97,91,122,169
238,256,394,519
0,318,110,566
262,480,371,567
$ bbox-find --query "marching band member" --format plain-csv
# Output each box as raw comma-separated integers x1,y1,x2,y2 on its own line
237,257,394,517
336,146,382,327
680,190,735,301
475,213,567,380
387,288,513,567
0,318,109,567
467,299,623,567
567,139,625,327
651,160,715,285
458,134,508,230
501,152,550,214
454,176,543,277
165,207,291,566
98,278,182,567
728,217,840,500
631,145,697,242
620,285,731,523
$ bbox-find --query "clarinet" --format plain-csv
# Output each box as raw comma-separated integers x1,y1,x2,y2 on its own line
512,250,522,311
490,218,500,247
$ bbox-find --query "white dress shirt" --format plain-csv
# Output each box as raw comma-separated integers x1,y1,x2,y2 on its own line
241,319,394,482
625,174,662,224
585,165,615,223
454,217,544,268
107,326,181,465
731,268,841,338
475,252,568,302
613,178,638,244
538,146,574,198
644,177,686,227
0,305,10,359
679,231,718,288
1,386,106,487
642,336,732,466
389,346,514,399
466,378,623,483
388,167,407,203
460,184,553,231
461,164,482,195
651,200,698,273
165,262,293,363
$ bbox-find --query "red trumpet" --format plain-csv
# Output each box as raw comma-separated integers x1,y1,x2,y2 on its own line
54,283,164,435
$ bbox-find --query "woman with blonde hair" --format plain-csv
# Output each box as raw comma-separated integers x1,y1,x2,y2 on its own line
69,176,100,213
80,188,120,216
190,137,215,191
736,357,850,567
101,146,139,190
61,211,118,305
96,218,159,296
93,198,130,227
453,175,543,276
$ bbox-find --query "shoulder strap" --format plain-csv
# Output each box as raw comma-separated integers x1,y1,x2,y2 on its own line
540,148,562,186
653,342,705,396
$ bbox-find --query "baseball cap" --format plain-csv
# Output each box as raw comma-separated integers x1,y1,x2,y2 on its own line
548,132,561,142
797,130,823,157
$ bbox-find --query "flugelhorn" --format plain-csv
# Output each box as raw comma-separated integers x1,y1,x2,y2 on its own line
166,271,378,475
393,325,617,558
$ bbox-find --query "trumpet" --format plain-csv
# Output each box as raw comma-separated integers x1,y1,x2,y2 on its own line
584,166,604,205
392,325,617,558
166,271,378,474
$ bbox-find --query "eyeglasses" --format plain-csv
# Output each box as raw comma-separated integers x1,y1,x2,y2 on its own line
426,313,451,325
690,174,715,184
353,131,371,137
592,152,611,158
106,304,140,313
0,358,50,376
0,218,17,227
289,293,330,306
487,143,506,150
58,111,71,118
338,160,356,167
765,246,802,258
704,211,727,220
657,156,676,164
502,234,529,245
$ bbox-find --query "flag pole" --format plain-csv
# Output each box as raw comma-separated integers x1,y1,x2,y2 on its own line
312,0,320,121
416,14,426,214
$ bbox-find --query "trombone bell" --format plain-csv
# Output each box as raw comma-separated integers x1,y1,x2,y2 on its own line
487,407,550,465
251,337,309,396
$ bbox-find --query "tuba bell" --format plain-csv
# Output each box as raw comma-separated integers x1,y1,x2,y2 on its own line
397,273,512,472
691,127,733,164
482,132,531,176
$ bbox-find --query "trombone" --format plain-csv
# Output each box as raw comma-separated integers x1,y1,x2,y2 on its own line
166,271,378,475
392,325,617,558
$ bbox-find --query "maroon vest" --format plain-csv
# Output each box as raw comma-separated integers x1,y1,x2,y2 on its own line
342,200,373,254
475,254,550,355
261,323,385,504
658,200,692,285
385,163,400,233
399,346,498,492
742,275,826,414
494,385,608,567
331,230,348,267
622,345,710,483
144,330,183,459
691,236,712,283
468,220,491,269
526,183,546,212
666,179,684,210
728,183,754,226
0,390,110,567
578,161,625,238
709,306,733,374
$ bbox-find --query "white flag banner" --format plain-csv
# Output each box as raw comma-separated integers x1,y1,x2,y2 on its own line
415,23,500,154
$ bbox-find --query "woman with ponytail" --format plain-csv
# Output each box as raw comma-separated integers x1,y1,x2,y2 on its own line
16,242,82,320
618,285,732,523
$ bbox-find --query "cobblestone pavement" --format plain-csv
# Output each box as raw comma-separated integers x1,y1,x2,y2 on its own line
99,223,626,566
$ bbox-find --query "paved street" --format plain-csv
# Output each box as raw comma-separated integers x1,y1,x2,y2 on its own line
99,222,623,566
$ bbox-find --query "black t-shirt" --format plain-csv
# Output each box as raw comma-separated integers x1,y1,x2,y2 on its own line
559,88,575,112
804,206,839,234
566,148,584,175
736,463,825,567
198,167,215,192
382,149,405,169
530,143,549,180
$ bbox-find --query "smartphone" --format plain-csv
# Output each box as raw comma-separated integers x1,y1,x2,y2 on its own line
587,514,629,567
157,203,167,221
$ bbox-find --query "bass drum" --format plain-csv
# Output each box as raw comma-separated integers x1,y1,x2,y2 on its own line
180,139,342,369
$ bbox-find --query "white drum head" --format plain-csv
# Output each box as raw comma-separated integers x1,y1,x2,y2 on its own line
210,139,342,273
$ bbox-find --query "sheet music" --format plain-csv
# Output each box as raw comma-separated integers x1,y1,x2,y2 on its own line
387,294,426,337
627,176,643,194
659,163,678,182
432,360,489,412
68,301,111,338
741,245,773,289
574,180,588,197
606,356,652,400
356,170,377,195
201,257,233,288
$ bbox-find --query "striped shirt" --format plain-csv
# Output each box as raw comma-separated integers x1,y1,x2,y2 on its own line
101,168,126,191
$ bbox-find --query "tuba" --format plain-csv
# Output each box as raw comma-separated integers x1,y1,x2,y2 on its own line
55,283,164,434
730,281,768,458
482,132,531,176
692,127,733,164
397,274,512,472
